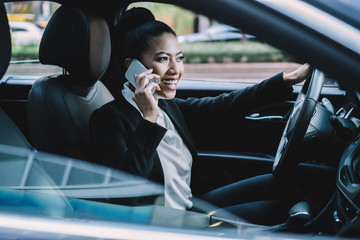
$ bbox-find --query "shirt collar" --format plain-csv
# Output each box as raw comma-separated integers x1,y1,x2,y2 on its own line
122,82,141,114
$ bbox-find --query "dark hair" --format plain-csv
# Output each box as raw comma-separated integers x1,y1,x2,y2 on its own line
115,7,177,74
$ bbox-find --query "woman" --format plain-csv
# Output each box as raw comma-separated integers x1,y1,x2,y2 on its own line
90,7,312,225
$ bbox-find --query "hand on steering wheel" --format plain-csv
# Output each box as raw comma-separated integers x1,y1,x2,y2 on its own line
273,69,325,176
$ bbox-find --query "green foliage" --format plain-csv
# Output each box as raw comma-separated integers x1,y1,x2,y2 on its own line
10,40,293,64
11,43,39,61
180,41,293,63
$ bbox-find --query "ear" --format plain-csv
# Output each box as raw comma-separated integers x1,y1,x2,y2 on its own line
125,58,132,69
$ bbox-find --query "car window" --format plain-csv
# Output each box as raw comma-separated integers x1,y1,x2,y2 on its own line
0,144,162,211
0,144,254,236
4,1,62,76
127,2,306,85
3,1,338,87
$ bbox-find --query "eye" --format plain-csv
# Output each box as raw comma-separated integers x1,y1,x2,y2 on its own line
157,56,168,62
177,55,185,62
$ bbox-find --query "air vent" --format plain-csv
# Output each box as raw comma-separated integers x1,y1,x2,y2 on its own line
340,166,356,186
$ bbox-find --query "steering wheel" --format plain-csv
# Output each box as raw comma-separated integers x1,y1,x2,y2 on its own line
273,69,325,176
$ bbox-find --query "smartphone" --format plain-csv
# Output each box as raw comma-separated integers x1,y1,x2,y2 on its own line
125,59,147,87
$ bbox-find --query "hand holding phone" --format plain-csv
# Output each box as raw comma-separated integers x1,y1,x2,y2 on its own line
125,59,161,123
125,59,159,95
125,59,148,87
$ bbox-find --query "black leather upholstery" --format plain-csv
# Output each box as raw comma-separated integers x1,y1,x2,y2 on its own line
39,5,111,87
0,1,30,148
28,5,114,160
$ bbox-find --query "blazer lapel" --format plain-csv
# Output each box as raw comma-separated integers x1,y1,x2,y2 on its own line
159,99,212,194
158,99,197,155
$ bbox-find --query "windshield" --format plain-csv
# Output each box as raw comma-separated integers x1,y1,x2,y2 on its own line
258,0,360,55
303,0,360,30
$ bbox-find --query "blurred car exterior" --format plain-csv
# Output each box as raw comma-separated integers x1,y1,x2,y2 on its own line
178,24,256,43
9,21,42,45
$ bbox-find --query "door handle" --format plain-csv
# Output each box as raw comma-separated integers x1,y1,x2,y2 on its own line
245,113,283,121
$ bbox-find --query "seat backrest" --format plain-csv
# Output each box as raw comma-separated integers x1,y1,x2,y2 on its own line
0,1,30,148
27,5,114,160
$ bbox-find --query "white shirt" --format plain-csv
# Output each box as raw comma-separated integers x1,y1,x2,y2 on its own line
122,83,193,210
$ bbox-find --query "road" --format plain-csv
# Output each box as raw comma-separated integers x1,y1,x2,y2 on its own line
7,62,301,83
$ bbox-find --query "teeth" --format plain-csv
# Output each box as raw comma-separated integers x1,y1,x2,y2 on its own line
162,80,177,85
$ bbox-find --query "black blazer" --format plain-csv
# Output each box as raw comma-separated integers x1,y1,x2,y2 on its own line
89,73,292,196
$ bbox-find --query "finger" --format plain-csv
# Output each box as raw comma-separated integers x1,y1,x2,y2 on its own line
294,63,312,81
303,64,313,78
135,68,154,88
146,74,161,83
147,80,161,95
303,64,312,72
135,73,153,89
153,84,161,94
150,73,160,80
149,78,160,85
134,74,146,89
145,81,160,93
136,68,154,80
135,72,160,89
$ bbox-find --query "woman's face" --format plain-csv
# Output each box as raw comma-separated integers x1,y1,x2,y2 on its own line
141,32,184,99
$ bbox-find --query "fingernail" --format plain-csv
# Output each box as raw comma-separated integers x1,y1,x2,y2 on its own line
151,87,156,94
150,78,159,84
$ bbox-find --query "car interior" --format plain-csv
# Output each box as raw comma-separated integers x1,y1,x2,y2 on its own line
1,0,360,238
27,5,114,160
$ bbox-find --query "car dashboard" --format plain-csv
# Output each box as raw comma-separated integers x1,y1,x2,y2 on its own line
336,133,360,236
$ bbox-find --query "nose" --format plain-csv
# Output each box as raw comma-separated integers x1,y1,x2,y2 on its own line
168,59,181,75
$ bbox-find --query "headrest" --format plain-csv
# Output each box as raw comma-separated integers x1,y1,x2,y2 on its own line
0,1,11,79
39,5,111,87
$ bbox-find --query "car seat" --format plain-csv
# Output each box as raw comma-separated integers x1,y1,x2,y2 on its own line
0,1,30,148
27,5,114,160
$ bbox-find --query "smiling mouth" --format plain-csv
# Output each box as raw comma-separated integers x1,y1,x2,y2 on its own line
161,79,178,86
